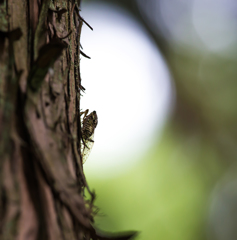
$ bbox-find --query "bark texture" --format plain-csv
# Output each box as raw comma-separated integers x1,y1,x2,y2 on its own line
0,0,136,239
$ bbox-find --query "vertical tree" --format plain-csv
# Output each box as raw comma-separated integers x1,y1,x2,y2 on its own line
0,1,136,239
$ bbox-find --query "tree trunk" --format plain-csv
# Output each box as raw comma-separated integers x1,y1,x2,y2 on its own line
0,0,136,239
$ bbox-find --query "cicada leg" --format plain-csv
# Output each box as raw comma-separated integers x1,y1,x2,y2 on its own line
80,109,89,119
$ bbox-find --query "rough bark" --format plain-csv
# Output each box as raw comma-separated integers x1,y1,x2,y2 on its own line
0,0,136,239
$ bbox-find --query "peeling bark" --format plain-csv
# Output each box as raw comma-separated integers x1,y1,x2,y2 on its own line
0,0,137,239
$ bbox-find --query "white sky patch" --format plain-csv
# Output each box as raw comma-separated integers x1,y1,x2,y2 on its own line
80,2,173,178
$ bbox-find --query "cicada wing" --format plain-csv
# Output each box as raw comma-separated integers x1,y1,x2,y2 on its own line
81,133,94,164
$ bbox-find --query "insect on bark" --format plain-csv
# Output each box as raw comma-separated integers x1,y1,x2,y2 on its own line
80,109,98,164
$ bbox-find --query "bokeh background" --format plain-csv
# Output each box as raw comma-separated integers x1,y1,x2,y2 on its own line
80,0,237,239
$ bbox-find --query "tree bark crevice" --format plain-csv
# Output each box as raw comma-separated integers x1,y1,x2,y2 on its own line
0,1,137,239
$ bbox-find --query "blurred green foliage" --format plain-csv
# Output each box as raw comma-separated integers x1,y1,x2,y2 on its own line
82,1,237,239
86,124,225,240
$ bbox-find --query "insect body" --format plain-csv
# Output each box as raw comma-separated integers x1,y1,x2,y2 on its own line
80,109,98,164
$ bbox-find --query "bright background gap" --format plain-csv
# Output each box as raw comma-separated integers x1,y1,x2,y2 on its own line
80,2,173,178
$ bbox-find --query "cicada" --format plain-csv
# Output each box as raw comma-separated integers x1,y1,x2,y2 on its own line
80,109,98,164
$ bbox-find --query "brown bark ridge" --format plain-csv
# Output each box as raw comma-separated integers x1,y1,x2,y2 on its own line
0,0,137,239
